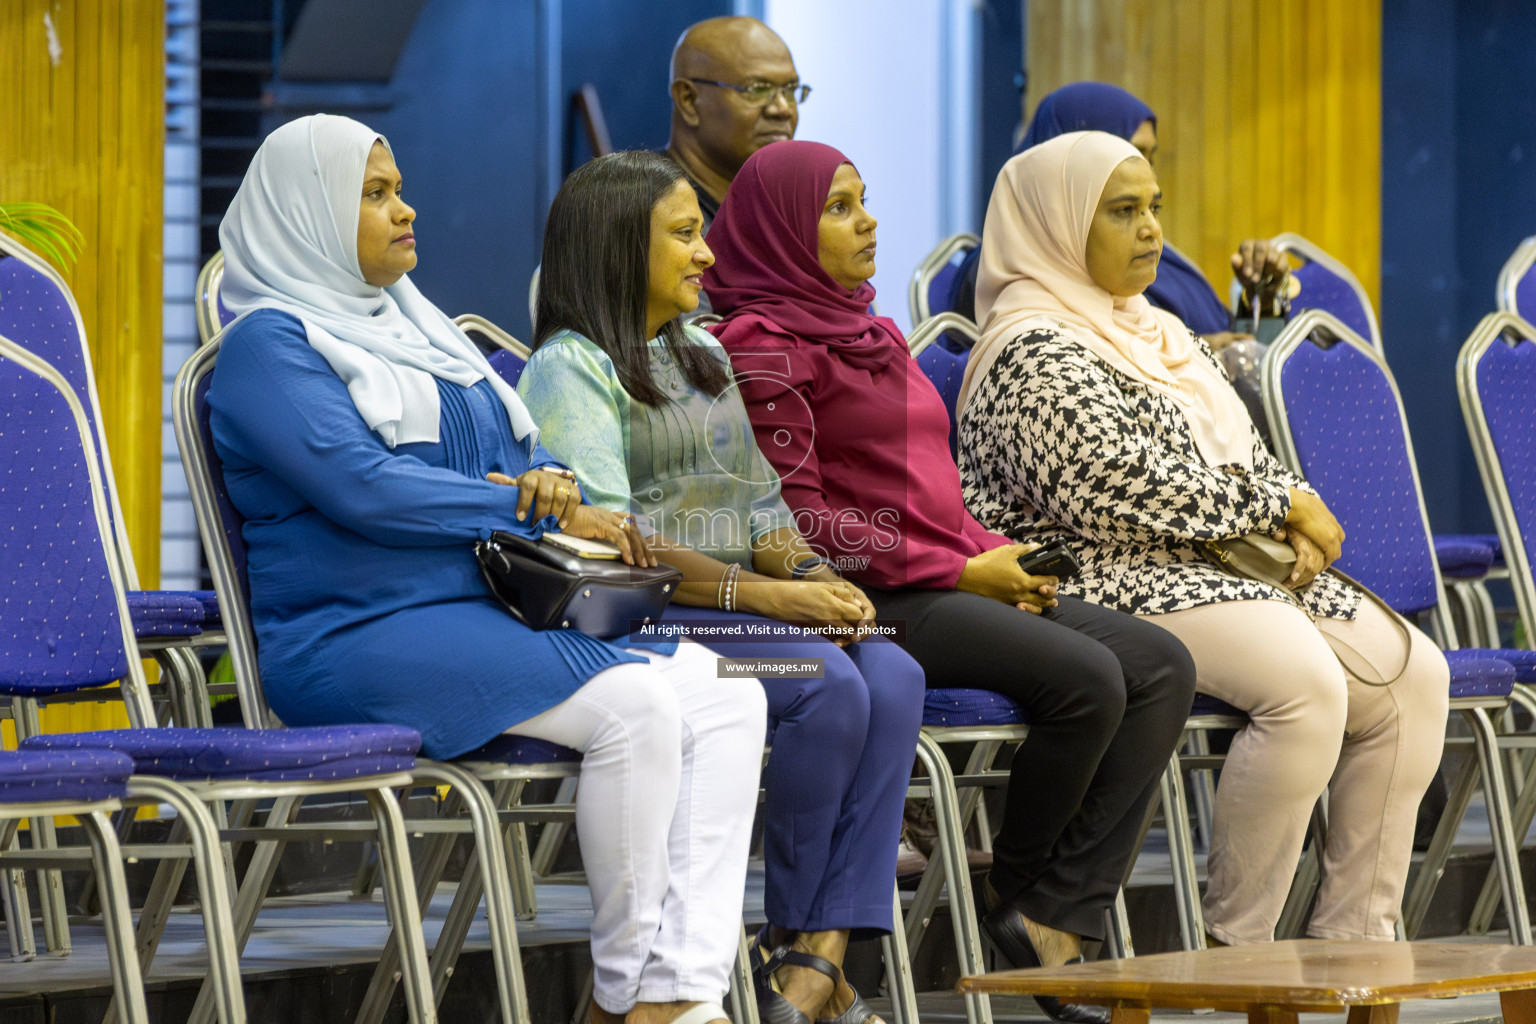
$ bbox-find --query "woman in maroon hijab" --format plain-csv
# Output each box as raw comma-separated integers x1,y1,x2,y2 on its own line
705,141,1195,1024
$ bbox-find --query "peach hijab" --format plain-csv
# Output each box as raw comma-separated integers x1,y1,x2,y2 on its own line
962,130,1253,469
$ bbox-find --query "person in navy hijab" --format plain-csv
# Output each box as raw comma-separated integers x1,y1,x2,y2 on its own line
955,82,1290,352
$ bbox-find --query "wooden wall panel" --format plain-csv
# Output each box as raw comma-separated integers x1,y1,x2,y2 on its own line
1,0,165,734
1026,0,1381,304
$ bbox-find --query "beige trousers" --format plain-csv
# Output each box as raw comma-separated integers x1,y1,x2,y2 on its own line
1142,597,1449,943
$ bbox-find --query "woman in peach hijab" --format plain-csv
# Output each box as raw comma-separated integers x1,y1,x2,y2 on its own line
959,130,1449,945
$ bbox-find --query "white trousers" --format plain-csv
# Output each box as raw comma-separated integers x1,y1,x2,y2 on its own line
1143,598,1450,943
506,640,767,1012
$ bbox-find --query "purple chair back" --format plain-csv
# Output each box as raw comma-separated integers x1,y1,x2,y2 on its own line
488,347,527,387
0,245,126,553
915,342,968,458
0,338,137,700
1460,313,1536,651
908,233,980,327
1291,261,1375,345
1272,233,1381,350
1264,311,1444,618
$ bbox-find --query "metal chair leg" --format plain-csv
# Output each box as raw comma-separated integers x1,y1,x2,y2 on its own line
364,787,438,1024
186,794,304,1024
1402,747,1480,938
730,923,761,1024
1159,752,1205,950
1,819,35,962
914,732,991,1024
105,777,248,1024
14,699,68,956
359,763,531,1024
1470,729,1536,933
80,809,150,1024
1465,706,1533,943
882,883,921,1024
530,776,578,877
1103,888,1133,959
1184,732,1217,852
1275,798,1328,941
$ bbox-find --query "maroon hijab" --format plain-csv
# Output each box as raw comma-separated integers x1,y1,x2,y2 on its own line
703,140,906,370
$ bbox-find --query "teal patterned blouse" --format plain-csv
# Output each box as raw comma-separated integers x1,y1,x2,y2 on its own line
517,325,793,567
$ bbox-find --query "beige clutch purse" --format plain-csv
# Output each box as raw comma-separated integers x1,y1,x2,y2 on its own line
1201,533,1297,589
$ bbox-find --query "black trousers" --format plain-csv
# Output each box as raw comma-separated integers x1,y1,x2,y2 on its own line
865,590,1196,939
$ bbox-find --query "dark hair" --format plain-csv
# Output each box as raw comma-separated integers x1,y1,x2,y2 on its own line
534,150,728,406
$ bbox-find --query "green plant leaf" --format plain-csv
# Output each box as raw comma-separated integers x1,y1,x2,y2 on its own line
0,202,85,271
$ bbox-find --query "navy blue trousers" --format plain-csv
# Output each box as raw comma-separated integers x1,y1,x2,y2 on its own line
660,607,925,937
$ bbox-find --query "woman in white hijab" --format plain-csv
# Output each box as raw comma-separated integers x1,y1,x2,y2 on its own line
958,130,1449,945
210,114,762,1024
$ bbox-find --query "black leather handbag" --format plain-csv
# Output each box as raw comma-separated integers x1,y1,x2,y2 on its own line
475,530,682,638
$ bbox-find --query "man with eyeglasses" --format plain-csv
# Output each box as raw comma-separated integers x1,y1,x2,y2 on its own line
664,16,808,233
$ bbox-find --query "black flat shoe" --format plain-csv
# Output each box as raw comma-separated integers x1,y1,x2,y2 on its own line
980,903,1111,1024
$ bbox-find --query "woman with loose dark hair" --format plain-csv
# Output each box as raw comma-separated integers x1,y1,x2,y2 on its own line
534,150,729,406
520,149,924,1024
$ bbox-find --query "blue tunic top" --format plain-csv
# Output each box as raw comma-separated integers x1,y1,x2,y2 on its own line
209,309,646,758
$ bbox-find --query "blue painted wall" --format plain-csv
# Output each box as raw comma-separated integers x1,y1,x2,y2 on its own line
978,0,1024,227
272,0,729,341
561,0,730,163
367,1,545,338
1382,0,1536,534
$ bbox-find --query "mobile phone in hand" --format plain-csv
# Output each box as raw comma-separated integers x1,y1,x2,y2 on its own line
1016,542,1081,580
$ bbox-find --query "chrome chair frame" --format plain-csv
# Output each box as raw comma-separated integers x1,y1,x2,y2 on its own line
528,266,541,331
455,312,533,360
907,233,980,328
1262,308,1531,944
1495,236,1536,320
196,251,227,345
905,311,978,357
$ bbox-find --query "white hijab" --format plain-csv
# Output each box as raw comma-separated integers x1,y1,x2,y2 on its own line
963,130,1252,469
219,113,538,449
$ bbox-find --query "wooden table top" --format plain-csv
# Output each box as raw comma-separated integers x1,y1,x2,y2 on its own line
957,940,1536,1011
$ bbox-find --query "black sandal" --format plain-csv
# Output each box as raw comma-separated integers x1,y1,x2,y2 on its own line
750,926,841,1024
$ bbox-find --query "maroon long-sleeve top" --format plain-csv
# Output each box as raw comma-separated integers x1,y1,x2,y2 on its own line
716,315,1011,590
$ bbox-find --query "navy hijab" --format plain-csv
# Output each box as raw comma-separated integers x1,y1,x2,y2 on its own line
1012,83,1232,336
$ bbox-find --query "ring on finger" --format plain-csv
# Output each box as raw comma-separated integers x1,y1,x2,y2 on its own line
555,486,568,496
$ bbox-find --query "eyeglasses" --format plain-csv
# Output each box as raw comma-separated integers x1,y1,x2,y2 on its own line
687,78,812,106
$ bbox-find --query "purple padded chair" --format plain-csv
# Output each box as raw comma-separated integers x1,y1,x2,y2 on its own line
0,748,148,1020
1262,309,1528,943
454,312,531,387
907,311,979,459
0,231,219,730
907,233,980,327
1459,310,1536,932
1269,232,1503,632
0,334,440,1024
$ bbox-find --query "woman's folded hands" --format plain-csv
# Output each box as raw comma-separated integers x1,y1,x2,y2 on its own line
1280,488,1346,588
957,544,1059,615
738,579,877,647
